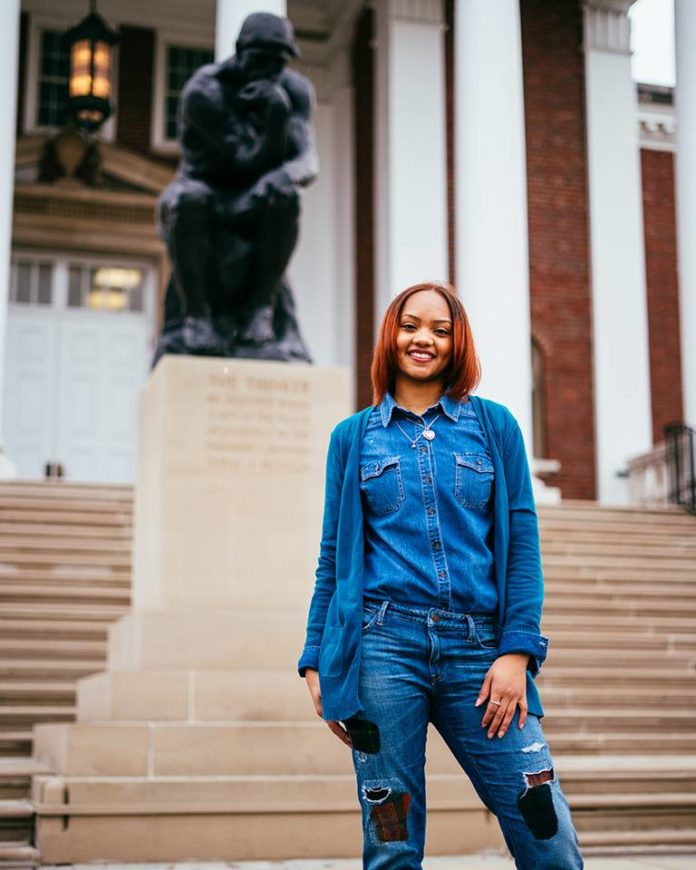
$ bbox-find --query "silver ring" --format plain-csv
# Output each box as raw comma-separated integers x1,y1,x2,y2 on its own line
490,699,502,706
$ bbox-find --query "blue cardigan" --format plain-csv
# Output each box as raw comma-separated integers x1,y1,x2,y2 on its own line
298,394,549,722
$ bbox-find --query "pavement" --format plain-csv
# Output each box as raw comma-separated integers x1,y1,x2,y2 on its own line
39,853,696,870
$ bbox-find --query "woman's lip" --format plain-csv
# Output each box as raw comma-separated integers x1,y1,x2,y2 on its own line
408,350,435,360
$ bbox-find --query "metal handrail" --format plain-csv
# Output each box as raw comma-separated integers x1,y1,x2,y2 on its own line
664,422,696,514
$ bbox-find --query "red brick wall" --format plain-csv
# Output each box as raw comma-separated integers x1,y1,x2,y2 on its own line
353,7,376,410
520,0,596,500
116,25,156,155
641,148,684,441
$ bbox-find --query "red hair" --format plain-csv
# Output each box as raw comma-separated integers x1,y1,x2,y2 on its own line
370,281,481,406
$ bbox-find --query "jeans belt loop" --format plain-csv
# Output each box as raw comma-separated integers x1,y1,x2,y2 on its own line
465,613,475,642
377,599,390,626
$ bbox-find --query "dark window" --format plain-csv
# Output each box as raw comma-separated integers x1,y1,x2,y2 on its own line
37,29,70,127
164,44,214,140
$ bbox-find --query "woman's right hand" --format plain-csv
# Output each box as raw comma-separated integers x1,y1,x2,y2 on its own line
304,668,352,748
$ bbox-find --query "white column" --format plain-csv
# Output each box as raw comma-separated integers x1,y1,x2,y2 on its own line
454,0,533,445
675,0,696,426
583,0,652,504
0,0,20,441
215,0,286,61
374,0,448,316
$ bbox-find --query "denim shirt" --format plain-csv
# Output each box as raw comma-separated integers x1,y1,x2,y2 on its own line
361,391,497,614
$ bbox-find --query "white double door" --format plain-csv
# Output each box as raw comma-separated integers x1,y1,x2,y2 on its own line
4,256,157,483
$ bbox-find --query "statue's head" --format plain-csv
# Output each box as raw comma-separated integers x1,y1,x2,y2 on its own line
235,12,300,81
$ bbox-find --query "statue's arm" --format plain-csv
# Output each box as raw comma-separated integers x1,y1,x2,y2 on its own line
181,75,287,174
279,72,319,187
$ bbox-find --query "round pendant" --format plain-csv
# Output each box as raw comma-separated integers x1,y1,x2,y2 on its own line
423,429,436,441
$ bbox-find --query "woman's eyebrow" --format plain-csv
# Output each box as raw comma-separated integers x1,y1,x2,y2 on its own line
400,313,453,324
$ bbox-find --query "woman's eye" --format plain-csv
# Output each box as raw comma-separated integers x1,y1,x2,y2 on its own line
401,323,416,330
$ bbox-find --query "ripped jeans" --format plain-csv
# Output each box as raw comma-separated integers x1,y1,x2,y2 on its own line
344,599,583,870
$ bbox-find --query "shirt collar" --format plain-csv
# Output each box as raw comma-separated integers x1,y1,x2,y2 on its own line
379,390,462,427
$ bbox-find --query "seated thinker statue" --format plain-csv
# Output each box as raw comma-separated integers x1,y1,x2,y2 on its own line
154,12,318,365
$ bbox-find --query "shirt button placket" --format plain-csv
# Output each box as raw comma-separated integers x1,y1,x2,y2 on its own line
417,438,451,611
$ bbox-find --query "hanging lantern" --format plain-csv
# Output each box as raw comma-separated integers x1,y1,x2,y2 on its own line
64,1,118,132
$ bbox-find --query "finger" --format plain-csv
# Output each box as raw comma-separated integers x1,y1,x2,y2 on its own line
327,720,352,747
475,672,492,708
496,700,518,738
518,700,528,729
481,696,502,728
486,699,510,738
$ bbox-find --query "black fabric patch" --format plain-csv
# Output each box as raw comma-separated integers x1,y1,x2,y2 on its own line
344,716,381,753
370,791,410,841
517,782,558,840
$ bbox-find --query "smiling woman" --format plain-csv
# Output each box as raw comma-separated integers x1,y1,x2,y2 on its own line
298,280,584,869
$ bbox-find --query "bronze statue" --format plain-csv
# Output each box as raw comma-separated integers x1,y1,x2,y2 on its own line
154,12,317,365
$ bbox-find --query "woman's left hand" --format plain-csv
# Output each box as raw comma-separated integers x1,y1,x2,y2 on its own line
475,653,529,739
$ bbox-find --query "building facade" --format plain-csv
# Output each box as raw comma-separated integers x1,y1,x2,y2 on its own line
0,0,692,505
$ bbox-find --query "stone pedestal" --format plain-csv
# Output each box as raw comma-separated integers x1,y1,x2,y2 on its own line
32,356,501,862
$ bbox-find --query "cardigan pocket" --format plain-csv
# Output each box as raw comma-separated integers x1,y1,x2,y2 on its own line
319,625,344,677
454,452,494,508
360,455,404,516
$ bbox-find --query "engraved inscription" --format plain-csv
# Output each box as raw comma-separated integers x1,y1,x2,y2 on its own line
204,372,312,473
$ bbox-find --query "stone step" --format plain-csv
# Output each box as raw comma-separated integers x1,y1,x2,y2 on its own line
0,639,106,658
541,553,696,570
542,612,696,631
539,523,696,540
0,604,127,622
0,523,132,540
0,585,130,604
548,629,696,649
3,508,130,526
0,620,108,640
0,760,52,780
0,840,40,865
543,708,696,732
543,596,696,614
545,580,696,599
0,707,76,723
541,684,696,708
0,552,131,568
0,660,105,680
0,802,33,821
541,540,696,558
0,682,75,702
0,539,131,555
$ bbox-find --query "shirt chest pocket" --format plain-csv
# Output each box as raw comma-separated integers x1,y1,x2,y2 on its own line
360,455,405,516
454,452,494,508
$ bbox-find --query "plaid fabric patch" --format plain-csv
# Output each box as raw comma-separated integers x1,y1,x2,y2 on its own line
370,791,410,842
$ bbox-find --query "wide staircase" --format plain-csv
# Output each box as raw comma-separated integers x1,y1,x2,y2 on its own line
0,483,695,863
0,481,132,866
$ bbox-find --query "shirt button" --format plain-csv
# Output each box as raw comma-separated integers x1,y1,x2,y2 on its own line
433,540,441,549
427,507,436,517
421,447,427,454
431,613,441,622
439,570,447,578
425,475,432,484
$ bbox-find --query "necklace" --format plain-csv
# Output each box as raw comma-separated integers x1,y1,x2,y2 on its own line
395,411,442,448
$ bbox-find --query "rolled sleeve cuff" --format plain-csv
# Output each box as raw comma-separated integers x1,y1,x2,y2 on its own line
498,630,549,677
297,645,320,677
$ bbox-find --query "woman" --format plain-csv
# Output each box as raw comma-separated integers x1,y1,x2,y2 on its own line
297,281,583,869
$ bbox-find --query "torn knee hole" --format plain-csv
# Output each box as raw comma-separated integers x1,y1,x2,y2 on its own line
524,767,554,788
363,786,391,804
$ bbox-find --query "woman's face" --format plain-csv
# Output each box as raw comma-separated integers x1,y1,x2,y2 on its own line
394,289,453,388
